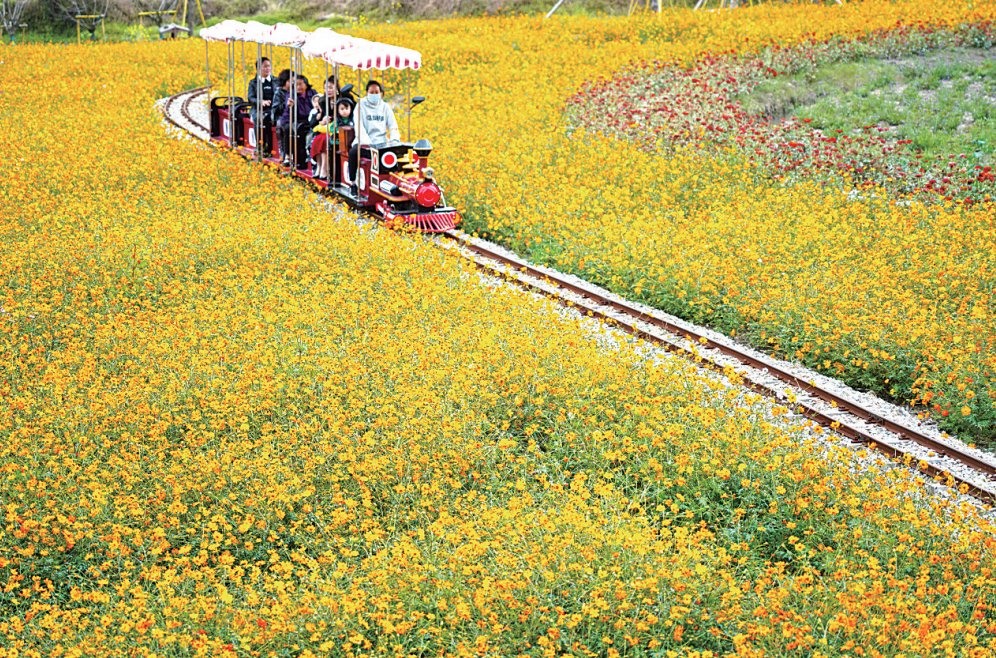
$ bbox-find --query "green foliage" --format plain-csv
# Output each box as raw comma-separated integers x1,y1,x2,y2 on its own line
744,47,996,159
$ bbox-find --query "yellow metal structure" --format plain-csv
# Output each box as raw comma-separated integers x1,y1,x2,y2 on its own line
74,13,105,43
180,0,206,29
134,0,203,35
137,8,177,26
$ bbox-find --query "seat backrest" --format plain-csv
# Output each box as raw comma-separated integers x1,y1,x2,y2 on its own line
234,102,253,119
210,97,246,139
211,96,244,108
338,126,355,155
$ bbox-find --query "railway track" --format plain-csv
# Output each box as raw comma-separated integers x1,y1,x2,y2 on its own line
441,232,996,506
160,86,210,140
160,87,996,508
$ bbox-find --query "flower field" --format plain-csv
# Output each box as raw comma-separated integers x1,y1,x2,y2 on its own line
363,2,996,443
3,3,996,656
558,25,996,441
567,24,996,203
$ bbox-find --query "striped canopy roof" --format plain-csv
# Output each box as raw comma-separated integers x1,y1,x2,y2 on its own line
198,19,244,42
201,21,421,70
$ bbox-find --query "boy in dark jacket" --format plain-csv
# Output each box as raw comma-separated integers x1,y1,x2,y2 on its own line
272,69,292,164
247,57,274,155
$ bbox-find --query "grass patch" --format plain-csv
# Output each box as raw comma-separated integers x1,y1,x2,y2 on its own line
742,47,996,158
204,9,357,30
4,22,164,44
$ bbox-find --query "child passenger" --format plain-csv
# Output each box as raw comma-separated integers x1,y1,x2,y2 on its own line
310,98,354,182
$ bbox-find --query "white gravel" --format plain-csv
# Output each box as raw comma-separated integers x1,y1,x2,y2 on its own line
155,88,211,141
160,88,996,520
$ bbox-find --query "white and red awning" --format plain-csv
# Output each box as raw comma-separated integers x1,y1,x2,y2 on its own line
202,21,421,71
241,20,271,43
301,28,360,60
267,22,309,47
199,19,246,42
327,39,421,71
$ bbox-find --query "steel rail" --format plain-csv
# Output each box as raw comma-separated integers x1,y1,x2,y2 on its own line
159,88,996,505
161,86,210,135
179,88,209,133
442,230,996,505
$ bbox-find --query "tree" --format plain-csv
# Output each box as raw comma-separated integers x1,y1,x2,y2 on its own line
134,0,179,27
56,0,108,40
1,0,31,42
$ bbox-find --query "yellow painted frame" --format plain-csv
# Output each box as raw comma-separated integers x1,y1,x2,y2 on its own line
75,13,105,43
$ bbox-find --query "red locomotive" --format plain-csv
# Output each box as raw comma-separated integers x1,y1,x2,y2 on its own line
203,22,460,233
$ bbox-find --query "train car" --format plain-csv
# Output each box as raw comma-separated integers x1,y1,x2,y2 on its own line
201,21,460,233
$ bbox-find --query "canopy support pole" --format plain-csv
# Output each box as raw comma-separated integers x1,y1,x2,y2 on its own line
545,0,567,18
228,39,235,149
241,40,247,106
298,47,304,171
333,64,340,185
289,45,297,171
325,60,332,184
335,66,342,185
354,68,362,189
204,39,210,87
256,42,263,162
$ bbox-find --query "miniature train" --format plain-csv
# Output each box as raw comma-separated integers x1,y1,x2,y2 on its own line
202,21,460,233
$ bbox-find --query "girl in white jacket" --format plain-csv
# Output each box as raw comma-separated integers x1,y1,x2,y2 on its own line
348,80,400,190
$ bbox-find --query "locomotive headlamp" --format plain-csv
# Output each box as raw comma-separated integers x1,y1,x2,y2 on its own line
413,139,433,159
415,181,442,208
379,180,402,196
423,167,435,180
